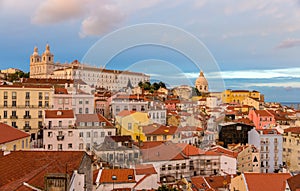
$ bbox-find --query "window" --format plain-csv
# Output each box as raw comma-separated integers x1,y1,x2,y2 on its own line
38,111,42,118
163,135,167,140
25,92,30,99
79,108,82,114
12,101,16,107
79,99,83,104
12,92,17,99
22,140,24,149
68,143,73,149
39,92,43,99
85,108,89,114
108,131,112,136
147,136,151,141
86,132,91,138
65,99,69,104
3,101,7,107
58,99,63,104
58,121,62,127
153,136,157,141
85,100,89,104
128,123,132,130
94,132,98,138
168,165,172,170
68,131,73,136
58,144,62,150
79,143,83,149
12,110,17,117
79,132,83,137
25,101,30,107
176,164,180,170
161,165,166,171
181,163,186,169
101,132,105,137
3,111,7,118
4,91,7,99
48,144,53,150
38,101,42,107
45,101,49,107
12,121,17,128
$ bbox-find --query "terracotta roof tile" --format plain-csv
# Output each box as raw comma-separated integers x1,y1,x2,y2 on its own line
54,87,68,94
243,173,292,191
99,169,136,183
254,110,273,117
117,110,136,117
0,123,30,144
0,151,86,190
76,114,113,126
287,174,300,191
142,124,178,135
176,143,205,156
135,164,157,175
284,127,300,134
45,110,74,119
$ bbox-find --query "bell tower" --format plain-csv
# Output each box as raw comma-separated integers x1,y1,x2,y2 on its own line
30,44,55,78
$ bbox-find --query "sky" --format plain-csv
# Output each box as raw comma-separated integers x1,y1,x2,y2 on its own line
1,0,300,102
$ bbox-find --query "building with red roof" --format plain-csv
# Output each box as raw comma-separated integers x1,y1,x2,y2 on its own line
0,123,30,151
230,173,292,191
0,151,92,191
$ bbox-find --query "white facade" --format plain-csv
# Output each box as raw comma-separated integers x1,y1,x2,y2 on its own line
147,108,167,125
111,99,148,117
43,127,116,151
248,129,283,173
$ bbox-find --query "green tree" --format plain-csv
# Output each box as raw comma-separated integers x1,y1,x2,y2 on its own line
158,81,166,89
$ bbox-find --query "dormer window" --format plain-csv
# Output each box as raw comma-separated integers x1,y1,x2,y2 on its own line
128,175,133,180
57,111,62,116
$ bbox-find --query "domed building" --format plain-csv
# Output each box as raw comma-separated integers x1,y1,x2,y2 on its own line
195,70,209,94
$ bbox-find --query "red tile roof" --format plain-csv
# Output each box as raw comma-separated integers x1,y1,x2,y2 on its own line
141,142,188,162
0,151,87,190
135,164,157,175
45,110,74,118
243,173,292,191
54,87,68,94
142,124,178,135
284,127,300,134
76,114,113,126
209,146,238,158
0,123,30,144
99,169,136,183
176,143,204,156
254,110,273,117
117,110,136,117
256,129,280,135
287,174,300,191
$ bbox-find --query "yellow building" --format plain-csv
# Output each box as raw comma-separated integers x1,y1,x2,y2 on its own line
0,68,22,74
222,89,262,104
0,123,30,151
0,84,53,141
242,96,264,110
115,111,151,142
236,145,260,173
142,123,179,142
283,127,300,172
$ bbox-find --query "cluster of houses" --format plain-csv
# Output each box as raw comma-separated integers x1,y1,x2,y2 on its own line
1,45,300,190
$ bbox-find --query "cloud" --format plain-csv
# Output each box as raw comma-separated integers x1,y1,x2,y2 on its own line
276,38,300,49
31,0,85,24
79,3,125,37
184,67,300,80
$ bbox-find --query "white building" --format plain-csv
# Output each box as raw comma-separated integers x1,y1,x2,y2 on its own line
30,45,150,90
43,113,115,151
248,128,283,173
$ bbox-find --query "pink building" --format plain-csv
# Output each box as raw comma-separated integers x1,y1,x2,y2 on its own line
248,110,275,129
52,88,72,110
44,110,76,129
164,99,180,111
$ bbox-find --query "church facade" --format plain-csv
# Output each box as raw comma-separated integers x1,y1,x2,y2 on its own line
29,44,150,91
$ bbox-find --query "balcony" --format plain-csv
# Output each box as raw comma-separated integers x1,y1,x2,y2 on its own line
38,115,43,118
3,96,7,99
25,96,30,99
23,126,31,132
10,115,18,119
23,115,31,119
57,135,65,141
12,96,17,99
